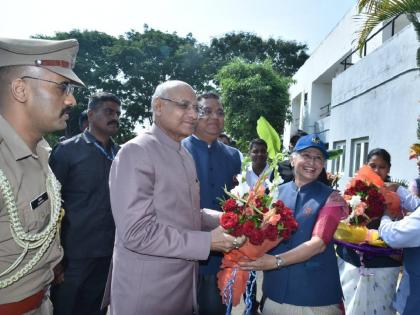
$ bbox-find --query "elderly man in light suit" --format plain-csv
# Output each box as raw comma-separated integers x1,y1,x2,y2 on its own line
106,80,243,315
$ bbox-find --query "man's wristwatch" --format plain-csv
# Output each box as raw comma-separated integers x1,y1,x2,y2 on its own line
275,254,284,269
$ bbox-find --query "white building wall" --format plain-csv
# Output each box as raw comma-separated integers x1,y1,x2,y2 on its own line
330,23,420,188
286,7,420,190
311,83,331,123
289,6,357,95
284,6,357,144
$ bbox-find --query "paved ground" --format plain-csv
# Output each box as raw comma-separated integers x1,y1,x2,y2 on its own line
106,271,263,315
231,271,263,315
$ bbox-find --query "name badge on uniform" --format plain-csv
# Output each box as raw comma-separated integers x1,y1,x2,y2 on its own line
30,192,49,210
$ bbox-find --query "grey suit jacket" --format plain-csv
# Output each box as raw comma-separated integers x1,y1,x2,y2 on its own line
106,124,212,315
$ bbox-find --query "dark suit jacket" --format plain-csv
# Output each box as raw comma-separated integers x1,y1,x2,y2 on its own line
49,130,119,259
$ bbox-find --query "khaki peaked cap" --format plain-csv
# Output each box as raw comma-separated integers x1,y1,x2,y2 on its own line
0,37,84,86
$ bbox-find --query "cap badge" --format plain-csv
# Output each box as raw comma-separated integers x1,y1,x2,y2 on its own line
311,137,321,144
34,59,70,68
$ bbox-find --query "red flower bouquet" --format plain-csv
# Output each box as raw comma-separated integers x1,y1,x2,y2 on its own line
344,179,385,225
343,165,400,225
217,167,298,308
220,197,296,245
335,165,402,247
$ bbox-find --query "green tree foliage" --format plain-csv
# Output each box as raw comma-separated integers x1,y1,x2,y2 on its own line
108,26,213,126
217,59,292,151
36,30,132,143
38,27,213,143
36,28,307,144
209,32,308,77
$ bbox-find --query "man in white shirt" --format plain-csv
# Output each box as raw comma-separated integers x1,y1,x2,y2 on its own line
244,138,273,313
379,187,420,315
245,138,272,189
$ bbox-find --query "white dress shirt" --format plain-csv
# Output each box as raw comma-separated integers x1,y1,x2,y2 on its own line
397,186,420,213
379,211,420,248
378,186,420,314
245,163,271,188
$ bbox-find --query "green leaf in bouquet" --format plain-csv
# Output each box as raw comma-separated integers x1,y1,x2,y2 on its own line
327,148,343,160
262,194,271,205
256,116,281,159
217,196,226,204
250,215,261,227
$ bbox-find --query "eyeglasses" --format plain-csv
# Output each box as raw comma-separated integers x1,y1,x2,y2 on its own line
199,107,225,118
159,97,199,113
298,152,324,164
21,76,76,96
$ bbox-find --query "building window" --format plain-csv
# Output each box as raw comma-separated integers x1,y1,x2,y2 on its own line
304,92,308,106
332,141,346,174
350,137,369,176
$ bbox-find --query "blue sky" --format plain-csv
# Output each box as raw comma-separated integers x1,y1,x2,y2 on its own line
1,0,356,53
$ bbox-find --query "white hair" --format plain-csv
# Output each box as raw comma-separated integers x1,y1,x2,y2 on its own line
151,80,193,114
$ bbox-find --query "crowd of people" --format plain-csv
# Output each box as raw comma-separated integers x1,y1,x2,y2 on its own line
1,36,420,315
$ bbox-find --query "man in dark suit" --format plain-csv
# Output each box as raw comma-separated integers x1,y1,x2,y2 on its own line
49,92,121,315
182,92,242,314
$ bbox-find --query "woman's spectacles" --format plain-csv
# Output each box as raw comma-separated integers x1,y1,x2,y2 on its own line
298,152,324,164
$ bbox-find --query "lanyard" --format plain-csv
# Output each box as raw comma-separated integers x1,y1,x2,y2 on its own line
93,141,116,161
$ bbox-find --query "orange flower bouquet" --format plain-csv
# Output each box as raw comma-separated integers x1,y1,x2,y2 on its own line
217,162,298,312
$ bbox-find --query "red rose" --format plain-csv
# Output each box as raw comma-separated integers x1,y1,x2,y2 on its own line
281,229,292,239
222,199,238,212
274,200,285,209
365,188,385,218
249,228,265,245
230,224,243,237
366,202,383,218
288,219,299,231
354,180,368,193
279,206,293,217
220,212,239,229
344,187,356,196
279,210,298,230
255,198,262,208
242,221,256,237
263,224,279,241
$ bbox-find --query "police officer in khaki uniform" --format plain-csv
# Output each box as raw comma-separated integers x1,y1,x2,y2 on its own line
0,37,84,315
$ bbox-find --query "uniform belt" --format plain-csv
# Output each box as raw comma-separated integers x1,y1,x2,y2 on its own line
0,289,44,315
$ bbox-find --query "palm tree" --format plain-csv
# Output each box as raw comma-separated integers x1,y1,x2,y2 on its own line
356,0,420,66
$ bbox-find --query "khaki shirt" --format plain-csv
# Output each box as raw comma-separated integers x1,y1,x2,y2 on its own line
0,114,63,303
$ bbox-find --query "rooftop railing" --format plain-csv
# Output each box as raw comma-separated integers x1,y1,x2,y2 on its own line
341,15,401,70
320,103,331,118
